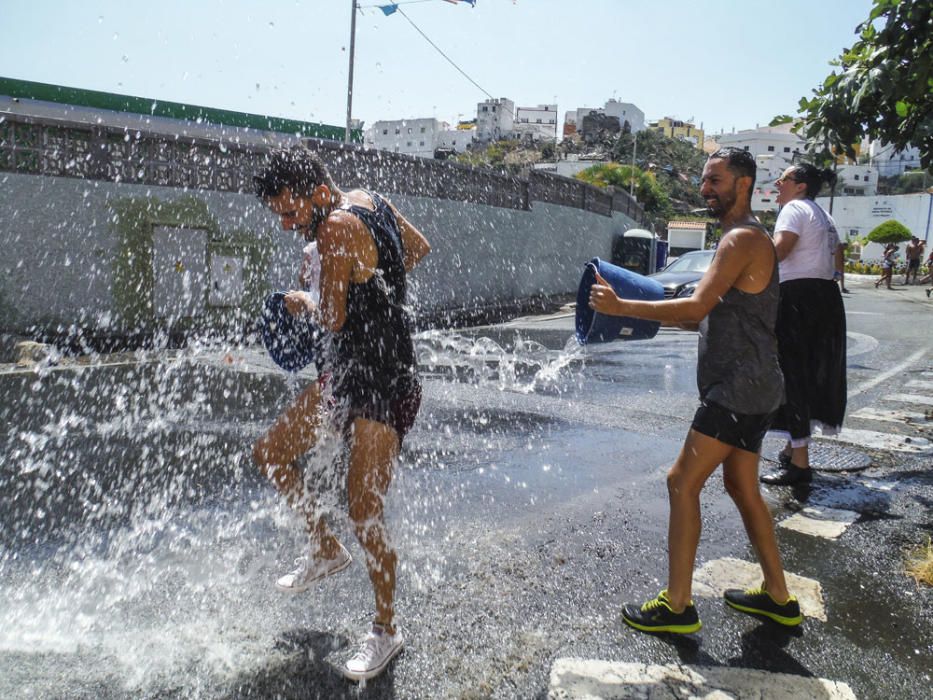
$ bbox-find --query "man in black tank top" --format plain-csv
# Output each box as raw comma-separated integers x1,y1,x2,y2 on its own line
252,147,431,681
589,148,802,634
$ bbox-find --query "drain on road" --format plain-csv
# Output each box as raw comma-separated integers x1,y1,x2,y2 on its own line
809,443,872,472
763,443,872,472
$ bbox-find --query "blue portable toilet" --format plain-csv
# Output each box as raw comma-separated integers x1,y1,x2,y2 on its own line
618,229,658,275
655,239,669,271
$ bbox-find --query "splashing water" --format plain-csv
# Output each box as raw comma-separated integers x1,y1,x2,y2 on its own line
414,329,584,395
0,326,589,696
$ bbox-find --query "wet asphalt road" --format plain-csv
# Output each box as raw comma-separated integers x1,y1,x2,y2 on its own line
0,274,931,699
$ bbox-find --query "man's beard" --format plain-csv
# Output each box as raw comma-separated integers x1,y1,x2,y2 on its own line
705,187,737,218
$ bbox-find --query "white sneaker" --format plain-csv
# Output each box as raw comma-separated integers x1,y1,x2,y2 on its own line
275,543,352,593
343,625,404,681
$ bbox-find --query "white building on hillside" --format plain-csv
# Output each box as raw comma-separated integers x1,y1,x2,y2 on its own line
513,103,558,143
435,124,476,153
367,117,475,158
869,141,923,177
717,124,878,211
573,98,645,136
476,97,514,143
369,117,442,157
603,99,645,133
715,123,806,161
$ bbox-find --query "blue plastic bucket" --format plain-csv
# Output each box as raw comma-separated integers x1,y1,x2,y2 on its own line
575,257,664,344
259,292,321,372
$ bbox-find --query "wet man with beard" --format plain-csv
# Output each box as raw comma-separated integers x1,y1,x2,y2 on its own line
252,147,430,680
589,147,802,633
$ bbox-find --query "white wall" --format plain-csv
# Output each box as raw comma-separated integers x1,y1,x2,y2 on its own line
870,141,923,177
371,117,442,157
514,104,558,143
715,126,806,161
815,192,933,261
476,98,515,142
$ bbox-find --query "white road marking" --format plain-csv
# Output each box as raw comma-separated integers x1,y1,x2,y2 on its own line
549,659,857,700
692,557,825,621
848,347,928,399
884,393,933,407
906,379,933,391
850,406,930,424
779,507,859,540
823,427,933,454
845,331,879,358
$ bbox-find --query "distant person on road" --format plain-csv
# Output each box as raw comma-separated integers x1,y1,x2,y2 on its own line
904,236,925,285
761,163,847,486
920,249,933,297
253,146,431,681
589,147,802,634
835,240,850,294
875,243,897,290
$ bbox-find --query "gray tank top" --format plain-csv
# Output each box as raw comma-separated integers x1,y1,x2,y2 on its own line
696,226,784,415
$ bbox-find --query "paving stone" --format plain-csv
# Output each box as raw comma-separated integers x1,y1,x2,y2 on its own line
778,506,859,540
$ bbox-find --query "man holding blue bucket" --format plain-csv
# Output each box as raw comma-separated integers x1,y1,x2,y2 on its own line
252,147,430,680
589,147,802,633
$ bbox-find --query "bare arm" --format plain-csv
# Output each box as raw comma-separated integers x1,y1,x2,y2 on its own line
314,213,360,332
387,201,431,271
773,230,798,262
589,230,755,326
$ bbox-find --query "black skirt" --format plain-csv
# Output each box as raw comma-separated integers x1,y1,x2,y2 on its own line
770,278,847,442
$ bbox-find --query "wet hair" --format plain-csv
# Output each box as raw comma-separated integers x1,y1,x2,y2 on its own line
709,147,756,182
254,146,336,200
785,162,837,200
708,147,756,202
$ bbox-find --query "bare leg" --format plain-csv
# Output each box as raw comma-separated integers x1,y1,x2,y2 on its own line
790,444,810,470
347,417,400,633
252,381,341,557
722,449,791,602
665,430,733,611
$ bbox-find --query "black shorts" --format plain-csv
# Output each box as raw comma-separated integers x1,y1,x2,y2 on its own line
691,400,775,454
329,370,422,443
908,258,921,271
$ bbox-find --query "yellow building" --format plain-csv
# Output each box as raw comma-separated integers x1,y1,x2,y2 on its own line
650,118,705,150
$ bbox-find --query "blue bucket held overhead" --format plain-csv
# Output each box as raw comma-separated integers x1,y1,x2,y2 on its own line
259,291,321,372
575,257,664,344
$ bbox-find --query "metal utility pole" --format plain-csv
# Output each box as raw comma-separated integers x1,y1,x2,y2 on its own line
630,130,638,200
345,0,357,143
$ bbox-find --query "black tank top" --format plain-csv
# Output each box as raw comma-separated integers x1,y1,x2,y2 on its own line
696,225,784,415
330,192,416,385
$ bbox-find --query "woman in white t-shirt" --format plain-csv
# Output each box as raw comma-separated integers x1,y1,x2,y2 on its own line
761,163,847,486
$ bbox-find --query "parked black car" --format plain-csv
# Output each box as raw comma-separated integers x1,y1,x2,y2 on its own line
648,249,715,298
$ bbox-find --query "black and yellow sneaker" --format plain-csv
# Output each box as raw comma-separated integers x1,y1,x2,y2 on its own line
723,586,803,626
622,590,702,634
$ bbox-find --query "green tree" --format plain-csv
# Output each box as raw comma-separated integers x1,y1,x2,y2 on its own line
866,219,913,244
794,0,933,168
611,130,707,213
575,162,673,220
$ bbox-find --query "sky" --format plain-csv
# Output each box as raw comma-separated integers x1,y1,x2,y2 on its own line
0,0,876,137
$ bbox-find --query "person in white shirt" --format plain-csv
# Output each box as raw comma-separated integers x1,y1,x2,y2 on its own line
761,163,847,486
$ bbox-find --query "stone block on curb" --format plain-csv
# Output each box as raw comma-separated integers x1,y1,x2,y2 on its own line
692,557,826,621
548,658,857,699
